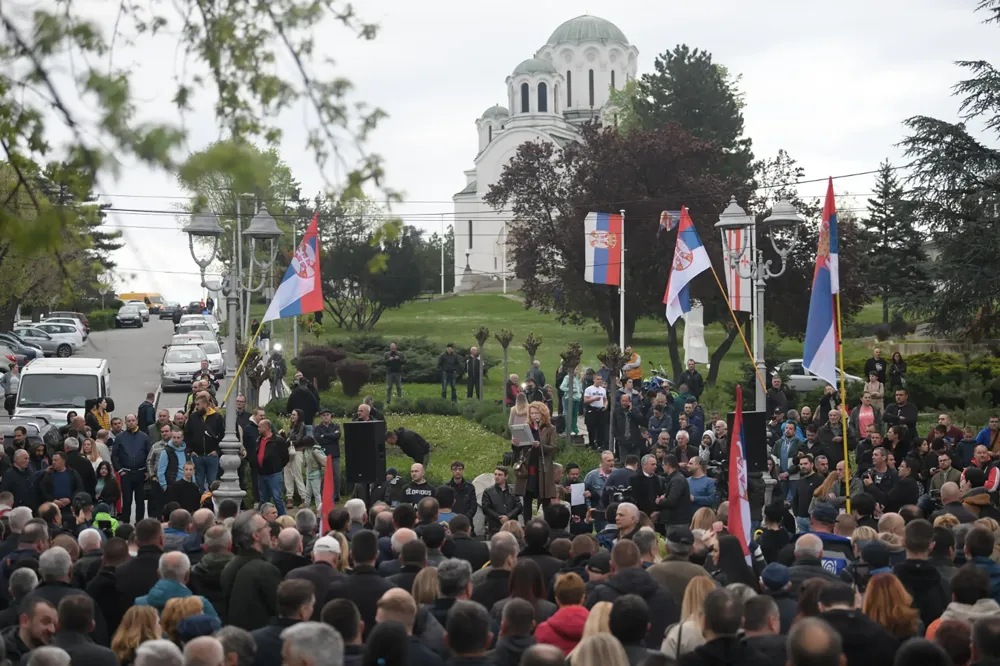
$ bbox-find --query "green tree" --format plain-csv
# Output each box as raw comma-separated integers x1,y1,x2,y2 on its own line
901,2,1000,339
634,45,754,184
858,161,932,324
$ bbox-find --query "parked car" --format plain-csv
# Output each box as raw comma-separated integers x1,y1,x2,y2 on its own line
12,327,74,358
42,318,88,342
775,358,863,394
176,326,214,342
180,314,219,335
126,300,150,322
159,302,181,319
115,305,143,329
0,344,19,372
26,322,84,352
0,416,63,455
0,333,42,362
187,339,224,377
44,311,90,332
15,357,113,425
161,345,209,391
169,334,201,347
186,301,203,314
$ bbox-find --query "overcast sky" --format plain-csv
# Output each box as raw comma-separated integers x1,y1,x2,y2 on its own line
83,0,998,301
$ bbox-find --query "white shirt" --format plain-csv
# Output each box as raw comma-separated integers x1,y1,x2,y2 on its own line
584,386,607,409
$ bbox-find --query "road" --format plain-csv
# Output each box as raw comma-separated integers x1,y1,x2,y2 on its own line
79,317,230,414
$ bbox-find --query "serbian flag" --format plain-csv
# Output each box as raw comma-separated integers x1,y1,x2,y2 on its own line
262,212,323,322
583,212,622,286
802,180,840,385
320,456,336,533
658,210,681,235
728,385,752,563
663,208,711,324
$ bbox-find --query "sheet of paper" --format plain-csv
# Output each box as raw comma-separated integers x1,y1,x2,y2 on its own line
570,483,586,506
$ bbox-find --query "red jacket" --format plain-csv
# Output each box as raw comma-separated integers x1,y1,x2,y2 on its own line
534,605,589,655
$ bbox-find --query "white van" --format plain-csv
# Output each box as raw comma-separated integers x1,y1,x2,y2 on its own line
15,358,112,424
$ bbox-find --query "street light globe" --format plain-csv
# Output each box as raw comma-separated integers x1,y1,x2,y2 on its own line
714,196,753,232
244,206,283,241
762,200,806,229
273,343,283,353
184,211,224,238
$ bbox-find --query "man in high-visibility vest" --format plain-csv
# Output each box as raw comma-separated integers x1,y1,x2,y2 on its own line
623,345,642,383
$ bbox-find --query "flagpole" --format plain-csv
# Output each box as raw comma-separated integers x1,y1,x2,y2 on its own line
835,292,851,514
619,209,625,351
222,319,267,407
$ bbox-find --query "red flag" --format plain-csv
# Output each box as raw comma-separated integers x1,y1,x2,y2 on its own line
727,385,752,561
320,455,335,533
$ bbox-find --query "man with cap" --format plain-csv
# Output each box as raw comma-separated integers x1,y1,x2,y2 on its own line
781,503,855,575
285,535,344,620
371,468,405,507
759,563,797,634
313,408,342,497
583,552,611,596
860,540,893,578
648,526,712,607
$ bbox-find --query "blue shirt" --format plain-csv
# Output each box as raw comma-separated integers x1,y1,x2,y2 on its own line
50,469,71,500
688,475,717,508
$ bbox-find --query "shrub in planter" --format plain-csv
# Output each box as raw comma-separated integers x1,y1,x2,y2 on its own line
293,355,339,391
299,344,348,365
874,324,890,341
331,335,501,383
337,361,372,397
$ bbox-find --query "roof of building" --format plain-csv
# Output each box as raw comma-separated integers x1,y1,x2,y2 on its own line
454,180,478,197
512,57,558,77
481,104,510,119
546,15,629,46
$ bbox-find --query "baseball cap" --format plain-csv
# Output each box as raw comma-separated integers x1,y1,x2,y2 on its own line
312,535,342,555
318,408,331,415
811,502,838,525
586,552,611,574
760,563,790,591
861,541,891,569
386,467,398,477
666,526,695,547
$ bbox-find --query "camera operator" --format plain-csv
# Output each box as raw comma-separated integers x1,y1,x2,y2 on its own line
601,455,639,508
867,454,920,514
861,447,897,501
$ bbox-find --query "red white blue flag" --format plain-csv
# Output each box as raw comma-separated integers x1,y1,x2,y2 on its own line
584,212,622,286
263,212,323,322
663,209,710,324
728,385,752,563
659,210,682,235
802,180,840,385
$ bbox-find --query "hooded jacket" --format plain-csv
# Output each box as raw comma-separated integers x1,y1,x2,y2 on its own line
488,634,537,666
941,598,1000,624
585,567,679,649
973,556,1000,605
135,578,218,617
963,488,1000,521
534,605,588,655
893,559,949,627
818,608,900,666
183,406,224,457
189,552,234,623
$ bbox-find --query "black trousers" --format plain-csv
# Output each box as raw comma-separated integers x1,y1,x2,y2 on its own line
121,470,146,522
467,378,481,400
522,490,551,518
585,408,608,450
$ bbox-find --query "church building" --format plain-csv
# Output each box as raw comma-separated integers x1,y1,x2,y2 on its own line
452,15,638,291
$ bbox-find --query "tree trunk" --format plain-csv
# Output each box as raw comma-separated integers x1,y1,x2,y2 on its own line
502,349,509,411
666,323,683,383
882,294,889,325
567,370,575,436
0,301,20,331
705,319,745,388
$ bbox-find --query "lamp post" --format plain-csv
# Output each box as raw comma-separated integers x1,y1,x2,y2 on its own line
184,208,283,504
715,197,804,412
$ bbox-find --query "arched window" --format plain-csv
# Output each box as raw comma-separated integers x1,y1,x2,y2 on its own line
468,220,473,249
520,83,529,113
537,82,547,112
588,70,595,107
566,71,572,106
611,70,615,89
488,125,492,142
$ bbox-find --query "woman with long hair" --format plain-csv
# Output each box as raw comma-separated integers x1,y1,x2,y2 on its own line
364,621,410,666
161,596,204,645
81,439,102,470
86,397,111,433
412,567,440,605
661,575,714,658
863,573,920,639
331,532,351,571
571,633,629,666
490,559,557,623
500,520,524,548
95,461,121,512
509,392,529,426
284,408,307,509
112,606,161,665
889,352,907,390
690,507,716,532
567,601,613,662
511,401,558,516
711,535,759,590
811,460,863,511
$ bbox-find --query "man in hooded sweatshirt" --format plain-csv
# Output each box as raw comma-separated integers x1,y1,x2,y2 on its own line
925,563,1000,639
584,540,678,649
893,518,950,627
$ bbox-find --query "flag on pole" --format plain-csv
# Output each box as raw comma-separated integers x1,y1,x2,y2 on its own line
320,455,336,533
663,209,711,324
803,179,840,385
728,384,752,563
721,229,752,312
584,212,623,286
262,212,323,323
658,210,682,235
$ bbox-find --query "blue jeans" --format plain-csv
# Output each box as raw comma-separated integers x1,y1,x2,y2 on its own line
441,372,457,402
194,455,220,491
782,479,797,503
258,472,287,516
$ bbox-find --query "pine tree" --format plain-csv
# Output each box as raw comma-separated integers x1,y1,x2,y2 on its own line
859,161,932,324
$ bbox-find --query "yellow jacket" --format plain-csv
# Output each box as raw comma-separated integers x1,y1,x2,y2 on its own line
624,352,642,381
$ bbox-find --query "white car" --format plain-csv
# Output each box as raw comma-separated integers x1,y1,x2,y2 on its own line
127,300,150,322
179,314,219,334
27,322,83,352
42,318,88,342
775,358,863,394
185,340,225,378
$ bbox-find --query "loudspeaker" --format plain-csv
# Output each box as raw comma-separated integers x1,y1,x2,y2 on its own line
343,420,387,484
726,411,769,474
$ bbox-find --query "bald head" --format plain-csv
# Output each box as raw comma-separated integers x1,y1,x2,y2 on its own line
520,644,567,666
788,617,843,666
940,482,961,504
390,527,416,554
192,509,215,534
183,636,224,666
794,533,823,559
878,512,905,536
277,528,302,554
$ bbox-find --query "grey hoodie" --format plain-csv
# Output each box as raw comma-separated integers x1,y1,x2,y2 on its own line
940,598,1000,623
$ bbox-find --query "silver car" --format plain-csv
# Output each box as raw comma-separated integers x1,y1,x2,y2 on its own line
20,323,83,352
775,358,863,394
183,340,225,378
161,345,209,391
127,300,150,322
12,327,74,358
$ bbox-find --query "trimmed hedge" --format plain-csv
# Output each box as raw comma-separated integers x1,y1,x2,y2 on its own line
329,335,501,384
845,352,1000,410
85,309,120,331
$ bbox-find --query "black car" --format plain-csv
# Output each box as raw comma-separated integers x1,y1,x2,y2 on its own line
159,302,180,319
115,305,143,328
186,301,203,314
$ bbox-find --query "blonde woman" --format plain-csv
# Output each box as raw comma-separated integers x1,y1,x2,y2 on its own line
690,507,716,532
82,439,102,471
509,392,529,426
850,526,878,559
567,601,612,661
661,575,714,659
570,633,629,666
112,606,161,665
331,532,351,571
276,515,295,529
161,596,203,645
412,567,440,605
500,520,525,548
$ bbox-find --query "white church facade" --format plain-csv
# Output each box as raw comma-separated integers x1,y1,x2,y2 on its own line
452,15,639,291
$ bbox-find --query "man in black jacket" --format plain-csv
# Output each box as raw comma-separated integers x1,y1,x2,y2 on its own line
465,347,482,400
0,450,36,511
49,595,117,666
585,540,679,649
893,518,950,628
386,428,430,468
448,515,489,571
613,394,645,462
184,392,225,491
628,455,662,518
678,359,704,399
251,421,290,515
1,595,56,664
480,467,522,537
286,377,320,425
285,536,344,620
325,530,394,640
63,439,97,498
866,455,919,514
438,344,462,403
384,343,404,405
111,519,163,632
657,455,692,528
313,409,341,496
37,453,84,526
250,579,314,666
883,388,919,455
447,461,478,528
